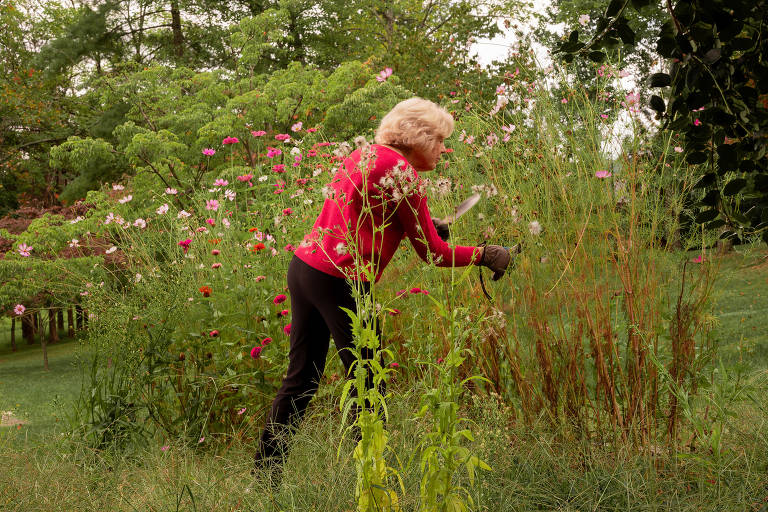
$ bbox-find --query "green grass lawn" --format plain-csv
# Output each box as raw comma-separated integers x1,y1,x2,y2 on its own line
0,336,84,442
708,247,768,368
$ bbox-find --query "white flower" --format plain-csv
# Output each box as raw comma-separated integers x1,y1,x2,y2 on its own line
68,239,80,248
118,195,133,204
177,210,191,219
224,189,236,201
334,242,348,255
70,216,84,224
133,218,146,229
528,220,542,236
222,218,230,228
304,199,313,205
135,273,142,283
165,188,178,195
312,168,323,177
258,175,269,182
105,246,118,254
322,185,334,199
156,204,169,215
112,183,125,191
290,146,302,155
578,14,590,26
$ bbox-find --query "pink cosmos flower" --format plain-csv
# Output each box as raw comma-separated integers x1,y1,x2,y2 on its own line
237,407,246,415
390,362,399,368
273,294,287,304
307,127,317,133
437,357,445,363
198,437,205,443
674,146,683,153
214,179,228,186
209,330,219,337
376,67,393,82
203,148,216,156
693,254,705,263
206,199,219,211
211,262,222,269
161,445,169,452
255,275,266,282
211,249,220,256
237,174,254,182
17,243,32,257
223,136,239,144
282,208,292,216
178,239,192,254
595,170,612,178
561,98,568,104
206,218,215,226
267,147,282,158
291,122,303,132
600,114,609,119
694,118,702,126
275,133,291,142
250,346,262,359
165,187,178,195
251,130,266,137
284,244,295,252
283,324,291,335
14,304,25,315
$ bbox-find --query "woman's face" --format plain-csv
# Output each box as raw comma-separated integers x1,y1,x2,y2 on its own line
407,137,448,171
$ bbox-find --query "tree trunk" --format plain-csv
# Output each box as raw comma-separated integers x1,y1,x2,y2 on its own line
10,317,16,352
170,0,184,58
48,308,59,344
22,313,35,344
76,304,83,330
68,307,74,337
57,309,64,331
83,309,89,328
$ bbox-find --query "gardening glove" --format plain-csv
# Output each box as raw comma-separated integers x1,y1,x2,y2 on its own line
480,245,511,281
431,217,450,241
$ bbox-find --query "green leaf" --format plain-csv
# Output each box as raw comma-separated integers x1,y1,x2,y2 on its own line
588,51,606,63
616,23,635,45
649,95,666,113
605,0,623,17
686,151,708,165
649,73,671,87
723,178,747,196
695,208,719,224
730,37,755,51
568,30,579,44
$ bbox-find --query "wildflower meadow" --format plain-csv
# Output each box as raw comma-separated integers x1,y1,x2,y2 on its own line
1,0,767,510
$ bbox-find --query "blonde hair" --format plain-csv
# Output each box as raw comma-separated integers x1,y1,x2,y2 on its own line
374,97,454,152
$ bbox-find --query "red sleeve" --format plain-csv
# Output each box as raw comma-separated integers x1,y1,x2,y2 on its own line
396,180,481,268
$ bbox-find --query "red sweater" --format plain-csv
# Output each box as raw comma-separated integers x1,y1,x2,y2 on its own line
294,144,481,281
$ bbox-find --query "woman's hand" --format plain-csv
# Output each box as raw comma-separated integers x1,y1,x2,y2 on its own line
479,245,511,281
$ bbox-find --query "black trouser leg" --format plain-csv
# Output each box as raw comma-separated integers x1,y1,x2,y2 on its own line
256,257,385,466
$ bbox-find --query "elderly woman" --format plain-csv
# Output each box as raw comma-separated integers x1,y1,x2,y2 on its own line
255,97,510,469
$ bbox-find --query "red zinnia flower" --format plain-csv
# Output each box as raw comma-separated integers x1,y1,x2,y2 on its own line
261,337,272,346
273,294,287,304
209,330,219,337
250,346,262,359
252,243,266,252
283,324,291,335
199,286,212,297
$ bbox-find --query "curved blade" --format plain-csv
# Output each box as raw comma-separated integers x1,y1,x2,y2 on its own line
443,193,481,224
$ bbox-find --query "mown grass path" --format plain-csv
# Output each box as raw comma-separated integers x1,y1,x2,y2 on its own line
0,337,83,442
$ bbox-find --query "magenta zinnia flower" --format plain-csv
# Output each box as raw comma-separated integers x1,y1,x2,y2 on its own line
250,346,263,359
275,133,291,142
222,136,239,144
202,148,216,156
595,170,612,178
178,239,192,253
251,130,266,137
283,324,291,335
272,164,286,173
266,147,282,158
273,294,287,304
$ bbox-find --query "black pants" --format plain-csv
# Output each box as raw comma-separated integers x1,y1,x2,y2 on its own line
256,255,383,463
